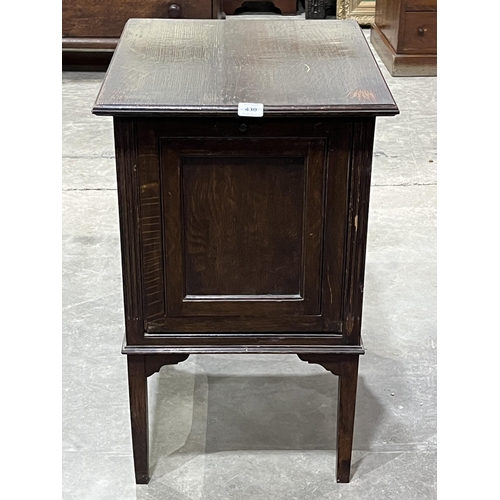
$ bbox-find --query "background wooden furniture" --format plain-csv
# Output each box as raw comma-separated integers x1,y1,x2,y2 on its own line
370,0,437,76
92,18,398,484
62,0,222,69
336,0,376,26
223,0,297,15
62,0,342,69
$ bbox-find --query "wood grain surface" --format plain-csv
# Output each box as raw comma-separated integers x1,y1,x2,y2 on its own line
93,19,398,117
101,17,399,487
371,0,436,75
161,137,324,319
181,155,304,296
63,0,213,38
130,117,352,335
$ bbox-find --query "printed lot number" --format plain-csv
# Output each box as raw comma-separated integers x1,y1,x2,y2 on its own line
238,102,264,117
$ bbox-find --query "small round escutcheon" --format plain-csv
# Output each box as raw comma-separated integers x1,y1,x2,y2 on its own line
168,3,182,18
239,123,248,133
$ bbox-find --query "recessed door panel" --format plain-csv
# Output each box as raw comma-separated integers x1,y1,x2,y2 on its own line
135,118,352,334
161,138,325,318
182,155,304,297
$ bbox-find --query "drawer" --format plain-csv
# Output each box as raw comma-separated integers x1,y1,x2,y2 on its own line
405,0,437,11
62,0,212,38
401,12,437,53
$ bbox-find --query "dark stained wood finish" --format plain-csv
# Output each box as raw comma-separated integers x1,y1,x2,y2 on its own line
93,19,398,117
113,118,143,342
161,138,324,318
336,356,360,482
127,354,189,483
62,50,114,72
62,37,117,71
124,342,365,355
127,355,149,484
93,19,399,485
343,118,376,345
121,116,355,337
180,155,304,296
144,354,190,377
298,354,360,483
63,0,213,38
62,0,223,69
370,0,437,76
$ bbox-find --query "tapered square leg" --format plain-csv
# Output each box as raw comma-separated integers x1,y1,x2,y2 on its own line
126,353,189,484
297,353,361,483
127,355,150,484
336,356,359,483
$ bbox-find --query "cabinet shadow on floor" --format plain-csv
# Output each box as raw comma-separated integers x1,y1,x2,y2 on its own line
148,368,385,480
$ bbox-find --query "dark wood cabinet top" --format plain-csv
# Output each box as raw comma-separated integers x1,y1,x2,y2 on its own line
93,19,398,117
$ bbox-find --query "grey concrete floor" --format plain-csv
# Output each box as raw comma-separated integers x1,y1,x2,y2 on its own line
62,26,437,500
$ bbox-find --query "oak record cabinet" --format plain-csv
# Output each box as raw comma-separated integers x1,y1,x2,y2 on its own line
92,18,399,484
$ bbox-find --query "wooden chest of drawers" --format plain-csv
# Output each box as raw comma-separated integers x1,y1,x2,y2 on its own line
62,0,220,69
370,0,437,76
